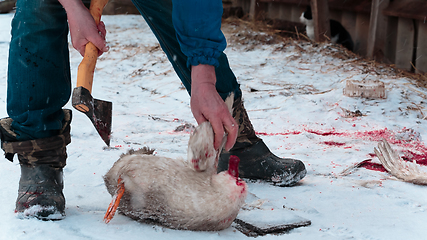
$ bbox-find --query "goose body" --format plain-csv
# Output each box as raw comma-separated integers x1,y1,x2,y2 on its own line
103,94,247,230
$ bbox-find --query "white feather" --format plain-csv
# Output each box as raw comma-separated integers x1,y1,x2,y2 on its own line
374,139,427,185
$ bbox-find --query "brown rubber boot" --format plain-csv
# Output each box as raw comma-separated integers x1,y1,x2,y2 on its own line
0,110,72,220
218,97,306,186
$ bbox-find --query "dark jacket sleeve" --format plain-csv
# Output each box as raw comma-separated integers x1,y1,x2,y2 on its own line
172,0,226,67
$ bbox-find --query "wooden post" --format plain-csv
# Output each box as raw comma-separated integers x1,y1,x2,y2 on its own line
384,16,398,64
291,5,304,22
341,11,357,44
395,18,415,71
354,13,370,56
310,0,331,42
415,21,427,73
267,2,281,19
237,0,252,14
249,0,256,20
280,3,293,22
249,0,267,21
367,0,390,60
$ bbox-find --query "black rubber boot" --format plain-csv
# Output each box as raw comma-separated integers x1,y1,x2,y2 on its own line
16,163,65,220
218,97,306,186
0,110,71,220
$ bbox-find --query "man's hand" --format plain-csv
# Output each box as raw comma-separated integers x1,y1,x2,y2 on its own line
59,0,109,56
191,65,238,151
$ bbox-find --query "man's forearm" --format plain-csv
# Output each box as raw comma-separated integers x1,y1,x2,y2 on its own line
191,64,216,86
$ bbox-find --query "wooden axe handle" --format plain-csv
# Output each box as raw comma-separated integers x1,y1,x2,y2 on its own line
76,0,109,93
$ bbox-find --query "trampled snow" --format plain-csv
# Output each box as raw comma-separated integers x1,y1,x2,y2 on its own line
0,13,426,240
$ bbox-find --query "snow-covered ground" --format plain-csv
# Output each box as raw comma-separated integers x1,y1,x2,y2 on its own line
0,13,427,240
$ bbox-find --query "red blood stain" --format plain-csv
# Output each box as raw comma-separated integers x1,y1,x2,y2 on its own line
402,151,427,166
191,159,200,170
239,183,246,194
256,128,427,154
358,159,387,172
307,129,340,136
323,141,345,146
330,161,342,167
228,155,240,179
220,216,234,225
255,127,427,172
228,155,246,189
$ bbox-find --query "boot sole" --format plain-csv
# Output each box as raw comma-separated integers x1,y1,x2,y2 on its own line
15,205,65,221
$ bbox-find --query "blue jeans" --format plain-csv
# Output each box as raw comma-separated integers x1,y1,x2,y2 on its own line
7,0,241,140
8,0,70,140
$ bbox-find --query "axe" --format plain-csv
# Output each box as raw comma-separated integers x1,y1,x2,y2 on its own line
72,0,112,146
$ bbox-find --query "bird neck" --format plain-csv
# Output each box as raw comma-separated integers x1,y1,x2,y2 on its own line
227,155,240,179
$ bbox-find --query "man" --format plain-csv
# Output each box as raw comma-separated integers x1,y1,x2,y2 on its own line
0,0,306,220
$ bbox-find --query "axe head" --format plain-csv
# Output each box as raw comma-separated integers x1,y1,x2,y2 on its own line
72,86,112,146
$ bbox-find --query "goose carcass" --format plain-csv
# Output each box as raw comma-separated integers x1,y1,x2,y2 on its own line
103,95,248,231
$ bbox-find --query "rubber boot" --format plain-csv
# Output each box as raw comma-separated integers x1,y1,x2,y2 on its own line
218,97,306,186
0,110,72,220
15,163,65,220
